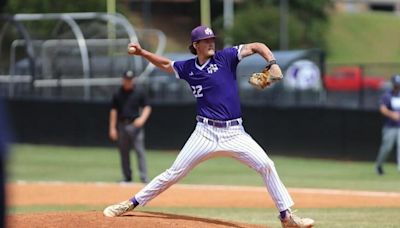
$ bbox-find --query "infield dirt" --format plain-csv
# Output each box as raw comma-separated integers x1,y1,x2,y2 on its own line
6,182,400,227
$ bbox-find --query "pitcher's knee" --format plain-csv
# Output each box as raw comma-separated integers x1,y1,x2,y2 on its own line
159,168,186,183
255,159,275,175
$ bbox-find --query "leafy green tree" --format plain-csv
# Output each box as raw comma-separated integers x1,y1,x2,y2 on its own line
4,0,106,13
280,0,333,48
1,1,131,39
215,5,304,49
214,0,333,50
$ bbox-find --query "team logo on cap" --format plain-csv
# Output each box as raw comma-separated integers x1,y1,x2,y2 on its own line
204,28,213,35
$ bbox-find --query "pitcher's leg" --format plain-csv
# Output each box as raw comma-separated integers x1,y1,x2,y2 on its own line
133,129,148,183
134,128,217,205
222,133,293,212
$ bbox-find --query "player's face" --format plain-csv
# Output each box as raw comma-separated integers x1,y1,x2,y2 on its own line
122,78,134,90
195,38,215,57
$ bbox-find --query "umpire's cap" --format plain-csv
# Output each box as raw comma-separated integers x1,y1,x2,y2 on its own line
188,25,216,55
122,70,135,80
391,74,400,86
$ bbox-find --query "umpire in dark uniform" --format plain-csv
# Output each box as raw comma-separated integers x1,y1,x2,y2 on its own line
109,70,152,183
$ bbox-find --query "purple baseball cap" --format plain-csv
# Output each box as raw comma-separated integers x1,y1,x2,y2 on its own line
189,25,216,55
391,74,400,86
191,25,216,42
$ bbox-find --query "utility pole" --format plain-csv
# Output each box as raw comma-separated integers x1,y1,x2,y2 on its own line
223,0,234,47
200,0,211,27
279,0,289,50
107,0,116,40
142,0,152,28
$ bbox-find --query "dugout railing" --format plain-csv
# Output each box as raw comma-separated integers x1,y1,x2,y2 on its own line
0,12,166,100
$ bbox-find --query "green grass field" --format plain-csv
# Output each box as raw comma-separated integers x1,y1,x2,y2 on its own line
326,12,400,64
7,144,400,191
6,144,400,227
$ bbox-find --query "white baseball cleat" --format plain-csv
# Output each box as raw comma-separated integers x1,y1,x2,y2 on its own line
280,212,314,228
103,200,136,217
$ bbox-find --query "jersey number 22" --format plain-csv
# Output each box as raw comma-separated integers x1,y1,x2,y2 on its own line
191,85,203,98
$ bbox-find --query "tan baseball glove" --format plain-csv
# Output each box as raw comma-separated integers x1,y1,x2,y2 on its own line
248,60,283,89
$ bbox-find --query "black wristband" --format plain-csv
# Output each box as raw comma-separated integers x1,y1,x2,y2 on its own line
265,60,277,70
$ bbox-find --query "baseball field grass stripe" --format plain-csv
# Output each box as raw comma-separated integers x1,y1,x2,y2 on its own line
8,182,400,209
10,181,400,198
8,144,400,191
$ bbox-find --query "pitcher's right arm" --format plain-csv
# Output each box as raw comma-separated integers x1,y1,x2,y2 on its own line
128,43,174,74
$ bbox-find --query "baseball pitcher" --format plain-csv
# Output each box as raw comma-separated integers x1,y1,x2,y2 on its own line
103,25,314,228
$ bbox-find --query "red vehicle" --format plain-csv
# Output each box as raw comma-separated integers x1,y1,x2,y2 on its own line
324,66,385,91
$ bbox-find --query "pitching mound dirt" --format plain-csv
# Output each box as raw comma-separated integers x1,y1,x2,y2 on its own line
7,211,267,228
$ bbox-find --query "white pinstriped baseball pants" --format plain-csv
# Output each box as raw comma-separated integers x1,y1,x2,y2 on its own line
134,119,294,212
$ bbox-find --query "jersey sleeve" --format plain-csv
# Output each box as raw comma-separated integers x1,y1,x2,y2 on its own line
380,93,390,106
111,94,118,110
219,45,243,73
139,90,150,107
172,60,187,80
380,93,390,107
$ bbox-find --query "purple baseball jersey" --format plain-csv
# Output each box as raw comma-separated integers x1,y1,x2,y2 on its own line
381,91,400,127
172,45,243,121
